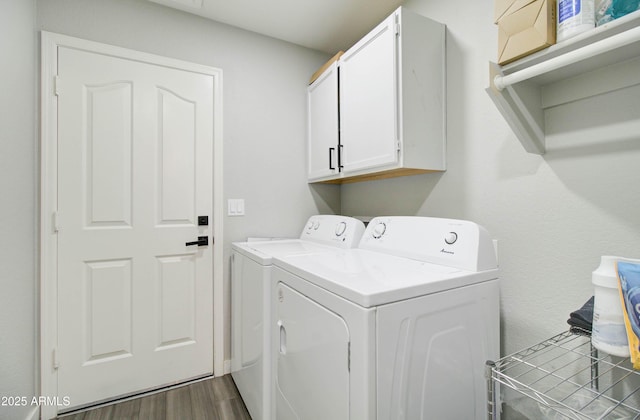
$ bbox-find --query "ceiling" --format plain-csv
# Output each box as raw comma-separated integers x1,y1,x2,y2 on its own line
148,0,405,54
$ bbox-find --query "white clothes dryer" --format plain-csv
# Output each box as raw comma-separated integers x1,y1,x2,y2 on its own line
230,215,365,420
271,216,500,420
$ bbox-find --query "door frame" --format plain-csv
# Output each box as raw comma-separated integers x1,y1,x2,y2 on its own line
40,31,224,419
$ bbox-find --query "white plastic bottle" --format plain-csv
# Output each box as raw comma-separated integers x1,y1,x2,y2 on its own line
557,0,596,42
591,256,632,357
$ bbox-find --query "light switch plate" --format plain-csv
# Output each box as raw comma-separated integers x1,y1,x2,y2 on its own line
228,199,245,216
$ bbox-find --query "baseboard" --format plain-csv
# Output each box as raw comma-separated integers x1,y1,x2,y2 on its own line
223,359,231,375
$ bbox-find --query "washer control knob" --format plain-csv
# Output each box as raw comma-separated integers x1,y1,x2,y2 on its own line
307,220,314,230
335,221,347,237
313,221,320,230
445,232,458,245
372,222,387,239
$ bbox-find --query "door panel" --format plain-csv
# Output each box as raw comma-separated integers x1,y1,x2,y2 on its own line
158,88,196,224
85,82,133,227
57,46,214,409
84,259,132,363
156,254,196,348
275,282,350,420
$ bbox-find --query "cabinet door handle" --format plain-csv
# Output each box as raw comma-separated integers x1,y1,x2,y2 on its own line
329,147,335,170
338,144,344,171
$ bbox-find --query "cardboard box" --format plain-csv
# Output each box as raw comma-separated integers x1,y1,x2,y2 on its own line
495,0,537,23
309,51,344,85
497,0,556,65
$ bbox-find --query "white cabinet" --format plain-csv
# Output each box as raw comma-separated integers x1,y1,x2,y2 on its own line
307,7,446,184
307,62,340,180
340,13,399,175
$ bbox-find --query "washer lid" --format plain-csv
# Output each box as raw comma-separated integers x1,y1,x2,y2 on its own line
232,239,340,265
274,249,499,308
231,215,366,264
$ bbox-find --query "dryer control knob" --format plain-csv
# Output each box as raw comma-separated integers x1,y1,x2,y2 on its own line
313,221,320,230
335,221,347,237
445,232,458,245
372,222,386,239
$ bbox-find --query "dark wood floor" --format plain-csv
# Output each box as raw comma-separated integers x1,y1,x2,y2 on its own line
57,375,251,420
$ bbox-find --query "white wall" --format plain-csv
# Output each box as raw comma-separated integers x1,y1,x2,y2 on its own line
13,0,640,413
37,0,338,368
0,1,37,419
342,0,640,354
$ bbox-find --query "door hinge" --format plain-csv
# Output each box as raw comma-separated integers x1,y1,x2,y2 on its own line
347,342,351,372
54,75,61,96
395,22,400,35
52,348,59,370
396,140,401,152
52,211,60,233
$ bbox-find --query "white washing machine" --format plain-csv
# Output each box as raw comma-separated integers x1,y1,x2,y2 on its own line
230,215,365,420
271,216,500,420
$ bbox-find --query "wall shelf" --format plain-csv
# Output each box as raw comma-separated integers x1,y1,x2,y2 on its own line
487,11,640,154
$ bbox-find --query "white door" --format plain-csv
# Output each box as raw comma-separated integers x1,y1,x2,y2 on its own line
275,282,350,420
56,46,214,409
307,62,339,181
340,12,398,174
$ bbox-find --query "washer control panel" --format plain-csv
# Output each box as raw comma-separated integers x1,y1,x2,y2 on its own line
335,221,347,237
300,215,365,249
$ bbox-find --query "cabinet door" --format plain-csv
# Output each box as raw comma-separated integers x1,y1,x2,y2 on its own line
307,62,339,181
340,13,398,174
